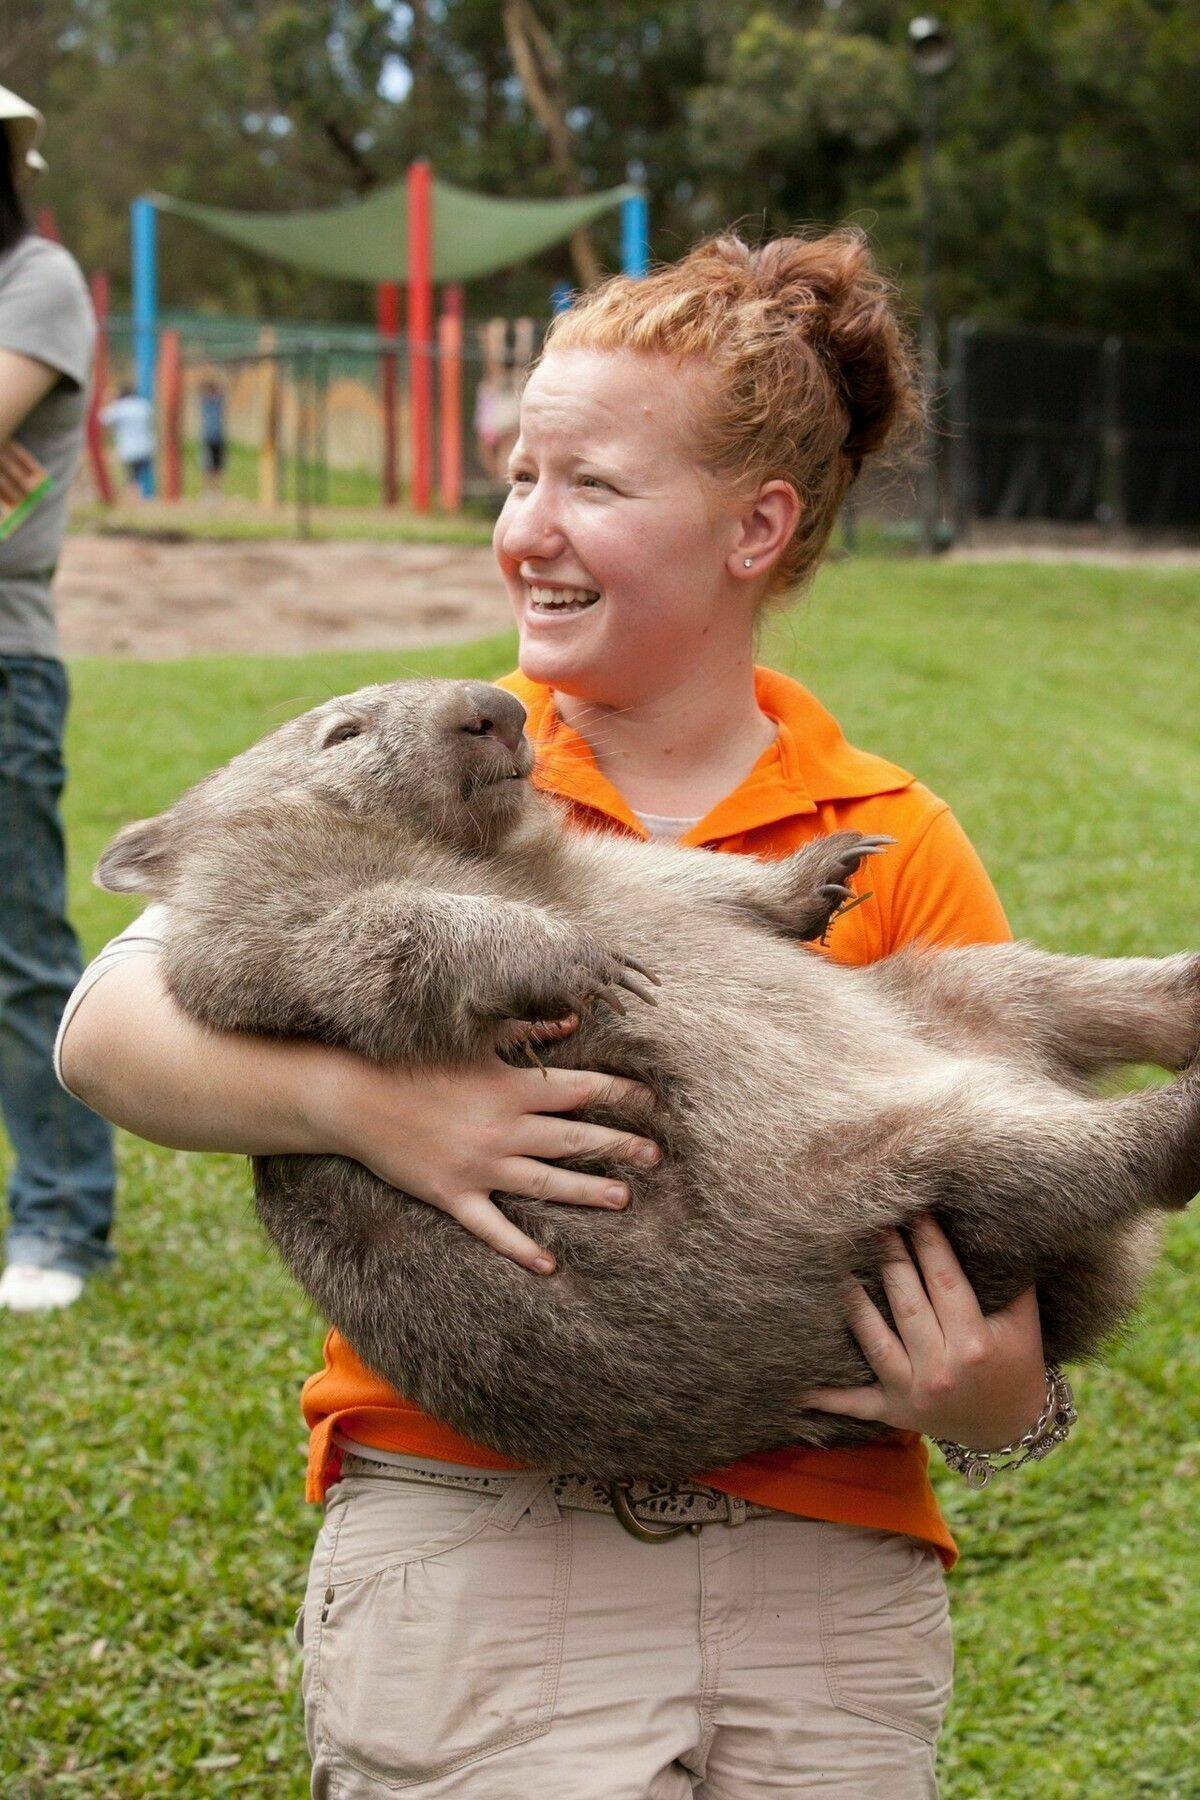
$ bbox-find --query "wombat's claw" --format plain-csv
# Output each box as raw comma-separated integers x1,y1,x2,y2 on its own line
831,834,894,880
621,954,662,988
820,890,872,946
619,973,660,1006
519,1038,550,1076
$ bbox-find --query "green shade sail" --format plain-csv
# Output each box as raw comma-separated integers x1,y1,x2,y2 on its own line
150,174,637,285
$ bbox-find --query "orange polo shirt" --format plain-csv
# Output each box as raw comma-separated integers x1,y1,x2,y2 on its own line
302,665,1012,1567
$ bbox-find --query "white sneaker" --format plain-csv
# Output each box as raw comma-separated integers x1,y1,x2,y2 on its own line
0,1263,85,1312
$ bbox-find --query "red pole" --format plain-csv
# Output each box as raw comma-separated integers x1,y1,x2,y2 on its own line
86,272,116,505
159,328,183,501
407,159,434,513
376,280,400,507
438,300,463,513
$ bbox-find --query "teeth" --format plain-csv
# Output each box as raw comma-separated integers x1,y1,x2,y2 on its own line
527,584,600,611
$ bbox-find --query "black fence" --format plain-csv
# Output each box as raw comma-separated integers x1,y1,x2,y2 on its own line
947,322,1200,534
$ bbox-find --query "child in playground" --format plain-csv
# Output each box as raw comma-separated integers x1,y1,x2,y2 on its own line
198,377,226,496
100,382,155,498
59,228,1057,1795
0,83,116,1312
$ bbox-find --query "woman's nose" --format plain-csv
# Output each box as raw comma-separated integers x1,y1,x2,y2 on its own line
497,484,567,564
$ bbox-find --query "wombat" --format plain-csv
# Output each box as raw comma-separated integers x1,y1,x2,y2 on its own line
96,679,1200,1476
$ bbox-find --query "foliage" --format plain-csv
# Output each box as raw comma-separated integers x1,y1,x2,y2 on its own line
2,2,1197,334
1,561,1199,1793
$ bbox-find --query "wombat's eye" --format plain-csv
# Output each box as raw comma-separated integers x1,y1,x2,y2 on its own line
321,719,363,750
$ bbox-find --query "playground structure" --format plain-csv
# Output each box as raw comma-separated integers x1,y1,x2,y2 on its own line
85,161,647,515
79,161,1200,545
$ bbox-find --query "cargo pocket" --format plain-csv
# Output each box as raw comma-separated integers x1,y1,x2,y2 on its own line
818,1523,954,1745
311,1479,571,1789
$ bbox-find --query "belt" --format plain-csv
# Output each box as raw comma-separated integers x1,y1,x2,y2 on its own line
335,1443,780,1544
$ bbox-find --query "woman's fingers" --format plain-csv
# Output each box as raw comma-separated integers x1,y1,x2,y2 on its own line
907,1213,987,1341
798,1382,890,1421
875,1228,946,1361
515,1113,661,1170
841,1275,913,1387
519,1064,658,1121
494,1156,632,1211
3,441,45,482
448,1191,558,1273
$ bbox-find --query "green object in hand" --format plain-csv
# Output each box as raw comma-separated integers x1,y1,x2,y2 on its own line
0,471,55,542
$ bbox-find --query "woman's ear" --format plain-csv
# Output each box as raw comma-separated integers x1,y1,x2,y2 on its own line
94,813,178,895
729,479,803,581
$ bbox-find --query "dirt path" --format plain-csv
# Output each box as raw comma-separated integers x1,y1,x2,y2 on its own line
56,534,513,659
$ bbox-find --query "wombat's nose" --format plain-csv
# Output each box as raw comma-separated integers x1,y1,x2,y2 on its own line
455,683,528,755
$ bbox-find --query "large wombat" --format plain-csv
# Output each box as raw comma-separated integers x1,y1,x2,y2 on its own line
97,680,1200,1475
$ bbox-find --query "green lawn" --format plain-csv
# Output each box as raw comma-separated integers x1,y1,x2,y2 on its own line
71,439,501,543
2,559,1198,1796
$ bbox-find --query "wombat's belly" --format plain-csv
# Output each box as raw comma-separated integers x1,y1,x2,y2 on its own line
250,959,960,1475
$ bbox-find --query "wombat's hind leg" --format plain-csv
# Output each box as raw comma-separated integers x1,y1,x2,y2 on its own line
878,945,1200,1079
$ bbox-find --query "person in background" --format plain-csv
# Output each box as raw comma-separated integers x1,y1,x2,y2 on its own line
99,382,155,500
0,83,117,1312
198,377,226,498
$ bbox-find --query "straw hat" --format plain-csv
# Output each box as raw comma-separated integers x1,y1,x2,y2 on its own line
0,83,46,176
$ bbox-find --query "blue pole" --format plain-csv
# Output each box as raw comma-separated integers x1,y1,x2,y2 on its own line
131,196,158,496
550,281,574,314
620,188,649,278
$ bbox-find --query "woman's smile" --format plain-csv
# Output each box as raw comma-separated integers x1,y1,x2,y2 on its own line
523,579,602,622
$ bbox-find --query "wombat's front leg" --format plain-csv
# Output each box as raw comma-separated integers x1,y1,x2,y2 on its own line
165,883,656,1068
613,830,891,940
758,832,896,941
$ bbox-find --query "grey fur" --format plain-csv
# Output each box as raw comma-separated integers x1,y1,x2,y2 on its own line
96,679,1200,1476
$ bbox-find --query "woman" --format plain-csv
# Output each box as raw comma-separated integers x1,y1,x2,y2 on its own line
58,229,1061,1796
0,82,116,1313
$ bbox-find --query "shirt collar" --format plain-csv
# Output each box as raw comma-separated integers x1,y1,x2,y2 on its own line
497,666,915,846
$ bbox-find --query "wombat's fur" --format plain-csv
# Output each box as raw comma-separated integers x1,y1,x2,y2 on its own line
97,680,1200,1475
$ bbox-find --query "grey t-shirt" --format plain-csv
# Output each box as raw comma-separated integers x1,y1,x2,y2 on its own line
0,233,95,659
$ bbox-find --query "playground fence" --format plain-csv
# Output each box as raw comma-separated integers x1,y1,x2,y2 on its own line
92,311,548,529
84,310,1200,548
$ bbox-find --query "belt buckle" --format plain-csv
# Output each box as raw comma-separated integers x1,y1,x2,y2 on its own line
607,1477,697,1543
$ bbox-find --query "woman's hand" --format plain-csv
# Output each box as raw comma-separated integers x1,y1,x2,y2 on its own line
0,438,48,512
313,1040,661,1277
799,1214,1048,1449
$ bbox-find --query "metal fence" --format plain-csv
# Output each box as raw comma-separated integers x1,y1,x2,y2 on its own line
947,321,1200,535
90,310,1200,545
96,313,548,527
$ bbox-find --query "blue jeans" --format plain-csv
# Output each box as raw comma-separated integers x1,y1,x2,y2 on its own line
0,656,116,1276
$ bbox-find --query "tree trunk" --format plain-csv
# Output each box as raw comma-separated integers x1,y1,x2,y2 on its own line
502,0,603,288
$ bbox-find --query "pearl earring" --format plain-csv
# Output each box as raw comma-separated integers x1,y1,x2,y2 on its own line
743,557,753,569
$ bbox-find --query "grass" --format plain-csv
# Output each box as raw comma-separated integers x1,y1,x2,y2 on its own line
70,440,500,545
2,559,1198,1795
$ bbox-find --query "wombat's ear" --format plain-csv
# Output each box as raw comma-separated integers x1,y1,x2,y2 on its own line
94,814,177,895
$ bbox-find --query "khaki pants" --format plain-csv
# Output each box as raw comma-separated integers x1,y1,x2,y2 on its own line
298,1468,953,1799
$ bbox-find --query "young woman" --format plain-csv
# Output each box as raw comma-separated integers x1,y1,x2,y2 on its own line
0,82,116,1313
59,229,1058,1797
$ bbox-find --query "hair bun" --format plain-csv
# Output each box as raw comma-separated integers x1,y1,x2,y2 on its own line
718,228,919,470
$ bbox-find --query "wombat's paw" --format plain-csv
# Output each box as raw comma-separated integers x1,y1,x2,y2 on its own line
505,940,661,1025
779,831,895,942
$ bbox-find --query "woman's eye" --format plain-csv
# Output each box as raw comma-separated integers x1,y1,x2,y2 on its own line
577,475,611,490
507,470,533,486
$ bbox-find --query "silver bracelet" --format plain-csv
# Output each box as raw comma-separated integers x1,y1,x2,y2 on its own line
933,1362,1077,1490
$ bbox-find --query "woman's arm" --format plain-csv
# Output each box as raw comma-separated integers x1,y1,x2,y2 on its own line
803,796,1048,1450
0,345,59,442
60,955,660,1274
